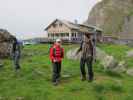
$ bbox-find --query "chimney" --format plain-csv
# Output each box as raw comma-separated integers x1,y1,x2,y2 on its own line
74,19,78,24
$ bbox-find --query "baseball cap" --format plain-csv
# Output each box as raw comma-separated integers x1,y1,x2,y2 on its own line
56,38,61,42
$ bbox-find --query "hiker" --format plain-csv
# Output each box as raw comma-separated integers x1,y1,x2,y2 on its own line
11,37,21,71
76,34,96,82
49,39,64,85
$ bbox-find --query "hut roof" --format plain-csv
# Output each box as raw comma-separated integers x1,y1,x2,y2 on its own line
45,19,102,34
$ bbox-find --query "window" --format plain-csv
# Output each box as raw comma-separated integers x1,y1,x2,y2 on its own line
62,33,65,37
72,33,76,37
66,33,69,37
72,33,74,37
59,23,62,27
75,33,77,37
61,33,64,37
55,34,59,37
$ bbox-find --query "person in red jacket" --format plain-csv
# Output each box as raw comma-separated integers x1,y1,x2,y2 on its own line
50,39,64,85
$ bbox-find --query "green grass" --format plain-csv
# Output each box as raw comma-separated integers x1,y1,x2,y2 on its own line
97,43,133,68
0,44,133,100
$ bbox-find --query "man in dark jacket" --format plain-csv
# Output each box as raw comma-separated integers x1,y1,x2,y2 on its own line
76,34,95,82
11,37,21,71
49,39,64,85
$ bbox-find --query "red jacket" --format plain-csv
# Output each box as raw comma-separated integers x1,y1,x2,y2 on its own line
50,44,64,62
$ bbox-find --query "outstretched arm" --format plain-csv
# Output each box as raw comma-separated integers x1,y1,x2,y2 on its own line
91,38,96,62
76,41,83,55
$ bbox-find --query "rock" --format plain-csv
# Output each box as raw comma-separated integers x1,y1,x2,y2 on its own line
85,0,133,40
101,55,118,70
112,61,127,73
66,48,81,60
0,29,13,41
126,68,133,76
96,47,127,73
0,29,15,58
95,47,107,60
0,42,12,58
95,47,118,71
126,50,133,57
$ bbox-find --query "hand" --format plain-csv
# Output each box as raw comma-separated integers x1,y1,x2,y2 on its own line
53,59,57,62
75,50,79,55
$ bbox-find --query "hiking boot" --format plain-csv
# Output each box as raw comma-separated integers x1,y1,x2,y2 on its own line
53,81,58,86
57,78,60,83
88,77,93,82
88,79,93,82
81,75,86,81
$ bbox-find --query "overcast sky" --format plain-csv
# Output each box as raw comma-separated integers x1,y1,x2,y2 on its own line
0,0,101,39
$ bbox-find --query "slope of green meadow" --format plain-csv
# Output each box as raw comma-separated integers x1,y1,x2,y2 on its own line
0,44,133,100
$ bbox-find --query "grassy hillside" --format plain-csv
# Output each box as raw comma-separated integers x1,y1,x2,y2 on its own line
0,44,133,100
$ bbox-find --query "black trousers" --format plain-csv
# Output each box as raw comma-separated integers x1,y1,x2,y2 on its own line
80,57,94,80
13,52,21,70
52,62,61,82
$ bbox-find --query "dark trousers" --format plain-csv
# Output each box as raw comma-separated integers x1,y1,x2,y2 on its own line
13,52,21,70
80,57,93,80
52,62,61,82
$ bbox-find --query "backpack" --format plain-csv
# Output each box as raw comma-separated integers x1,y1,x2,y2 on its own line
53,46,63,57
